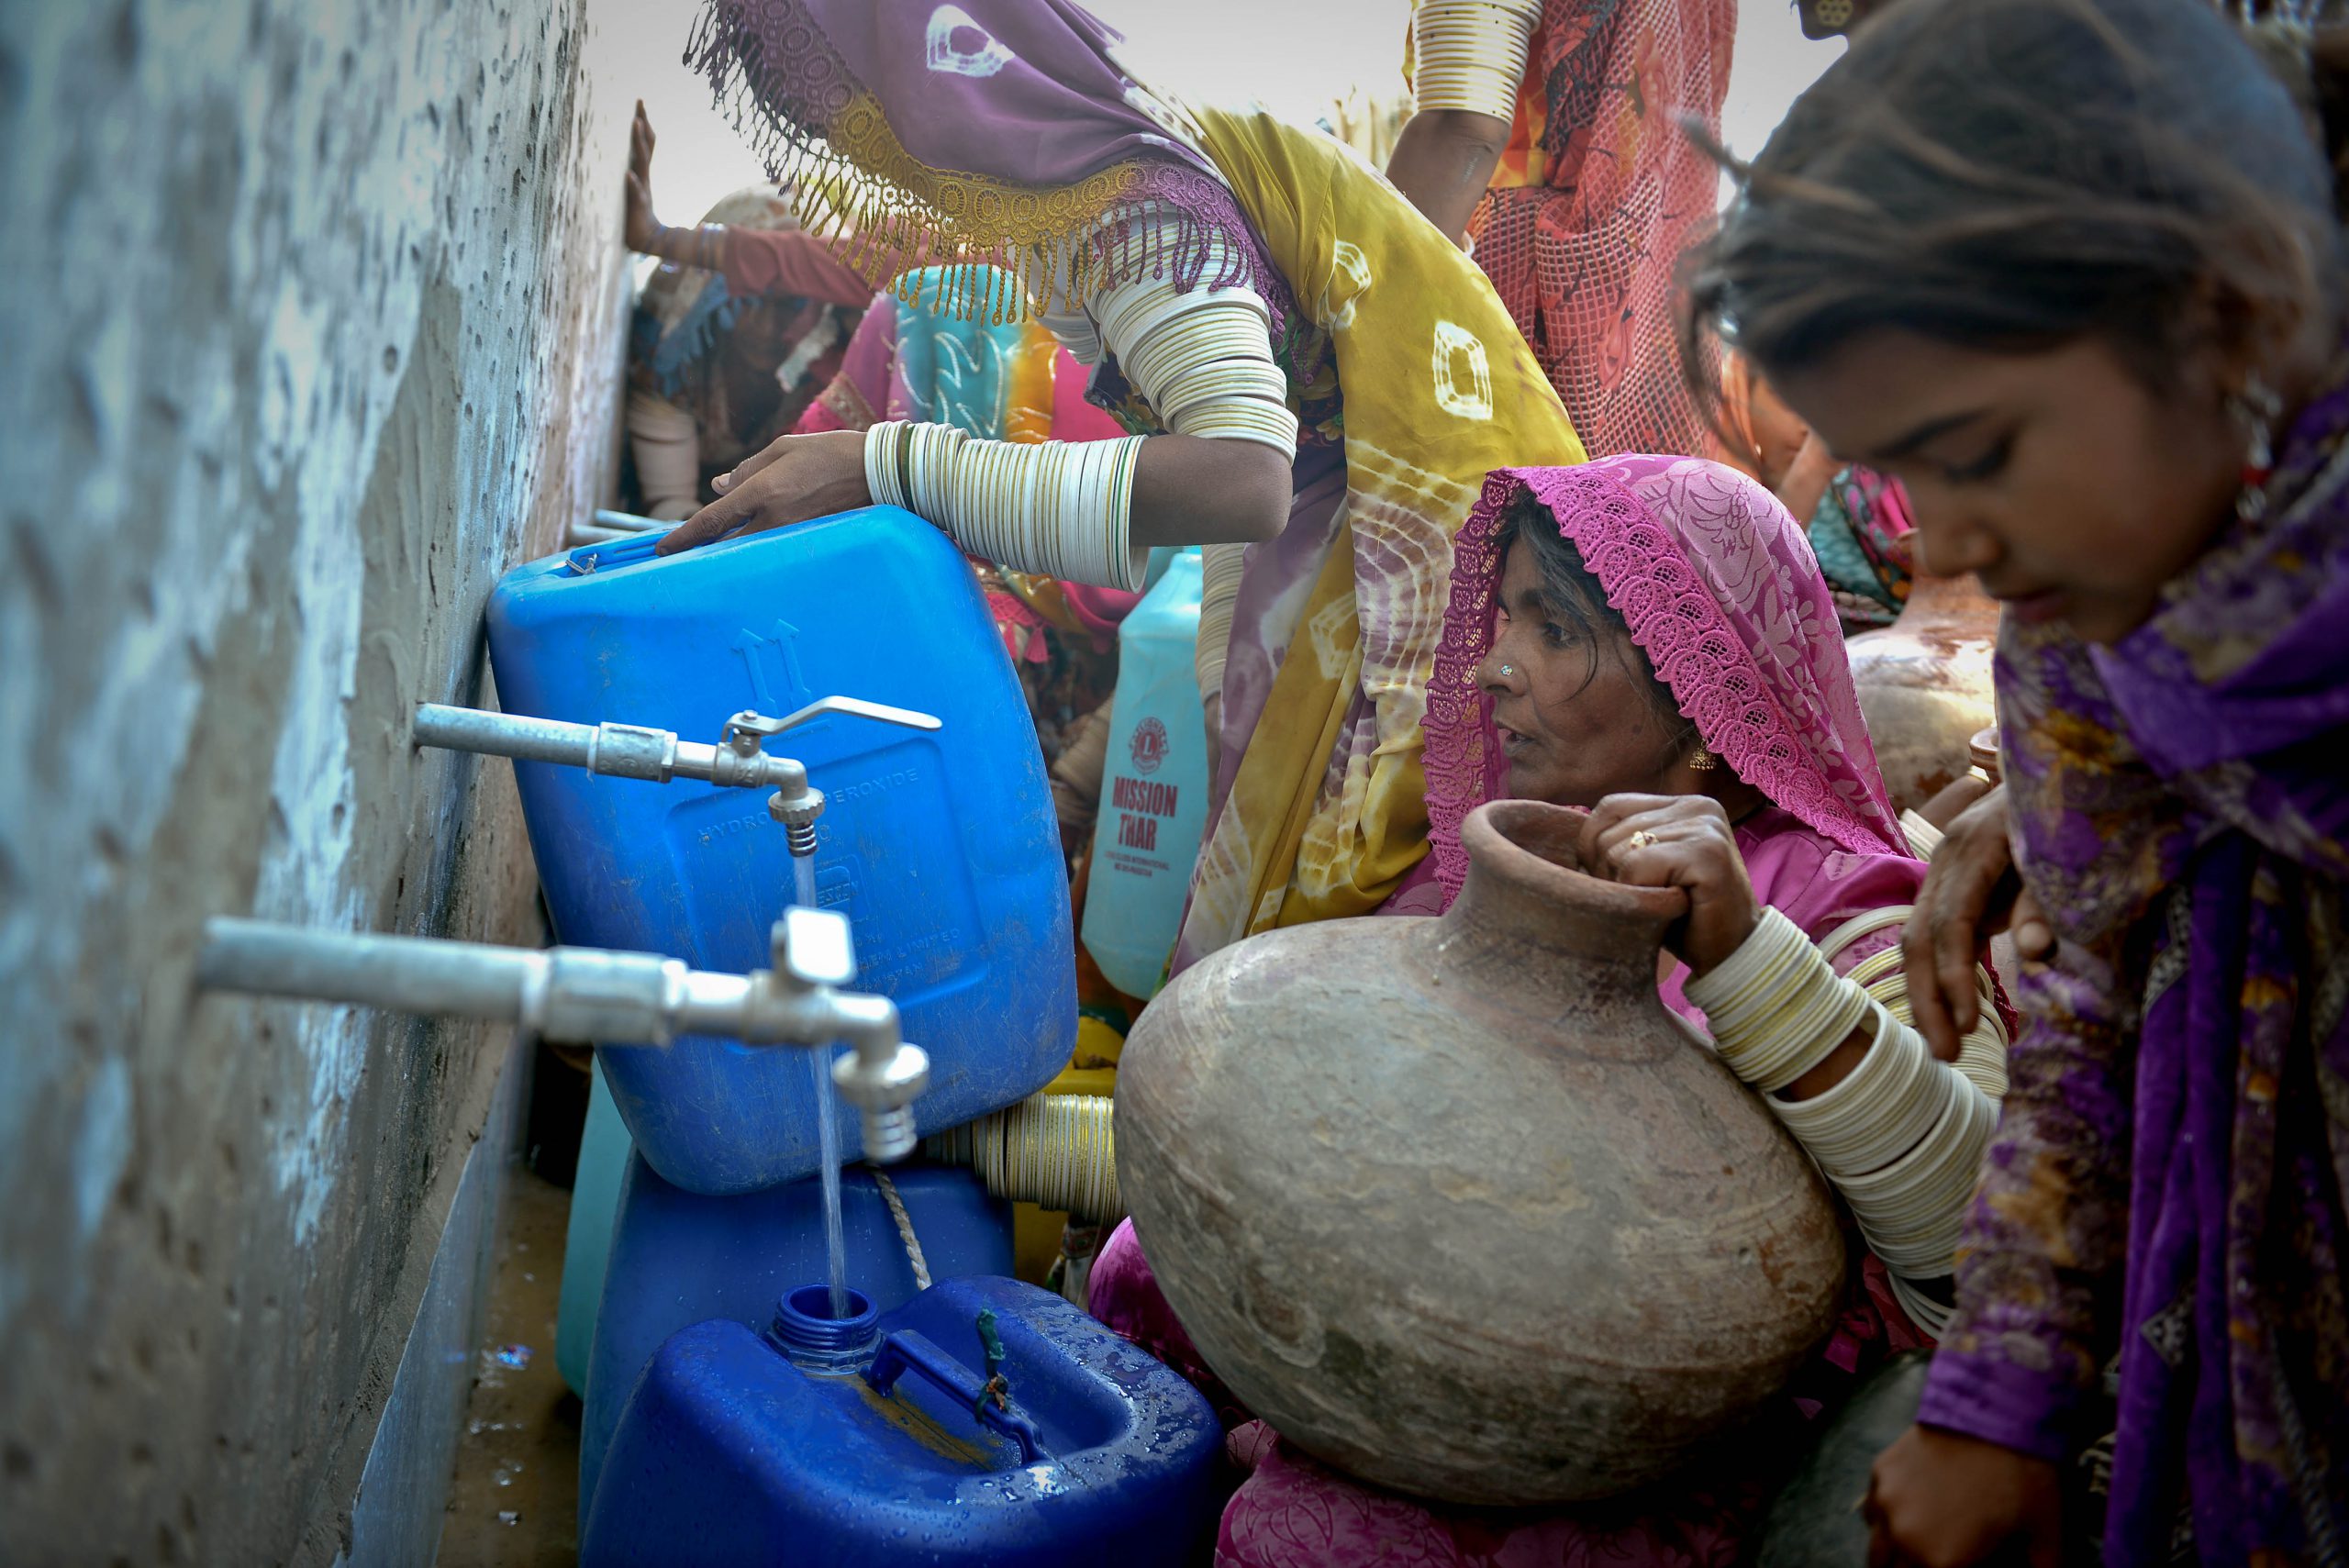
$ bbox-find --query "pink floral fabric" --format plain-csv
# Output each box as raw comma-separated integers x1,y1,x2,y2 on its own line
1419,458,1908,910
1215,1429,1757,1568
1089,1212,1931,1568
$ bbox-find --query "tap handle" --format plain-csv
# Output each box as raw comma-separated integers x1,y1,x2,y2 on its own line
721,697,941,757
770,695,943,735
771,906,856,988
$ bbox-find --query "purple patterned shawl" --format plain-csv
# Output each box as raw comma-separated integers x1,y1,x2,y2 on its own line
685,0,1284,322
1920,378,2349,1563
1418,457,1909,906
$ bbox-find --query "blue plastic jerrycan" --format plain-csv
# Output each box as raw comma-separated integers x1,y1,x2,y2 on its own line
486,507,1075,1195
1081,550,1211,996
577,1155,1014,1517
581,1274,1224,1567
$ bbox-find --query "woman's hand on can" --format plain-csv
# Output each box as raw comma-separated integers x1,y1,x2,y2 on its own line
655,430,872,556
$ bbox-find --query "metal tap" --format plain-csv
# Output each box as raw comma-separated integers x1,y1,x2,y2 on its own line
763,907,930,1161
196,906,931,1162
412,696,941,855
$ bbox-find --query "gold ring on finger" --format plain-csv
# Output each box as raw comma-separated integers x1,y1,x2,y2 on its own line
1626,829,1659,851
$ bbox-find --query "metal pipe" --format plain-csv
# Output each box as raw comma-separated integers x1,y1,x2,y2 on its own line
411,704,810,795
414,705,629,771
565,510,664,549
197,917,554,1021
196,913,932,1161
592,508,662,534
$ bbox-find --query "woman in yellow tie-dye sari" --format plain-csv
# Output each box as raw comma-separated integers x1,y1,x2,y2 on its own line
662,0,1583,975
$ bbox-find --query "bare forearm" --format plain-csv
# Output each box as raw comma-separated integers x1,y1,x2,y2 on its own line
641,222,724,271
1130,435,1293,549
1386,111,1508,244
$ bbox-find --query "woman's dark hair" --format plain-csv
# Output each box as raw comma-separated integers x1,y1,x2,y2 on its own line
1681,0,2343,405
1498,495,1702,755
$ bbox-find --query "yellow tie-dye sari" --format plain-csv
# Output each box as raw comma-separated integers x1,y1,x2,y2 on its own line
1169,106,1583,962
688,0,1583,967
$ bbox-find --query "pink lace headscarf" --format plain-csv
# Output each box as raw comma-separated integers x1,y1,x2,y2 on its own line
1419,456,1908,906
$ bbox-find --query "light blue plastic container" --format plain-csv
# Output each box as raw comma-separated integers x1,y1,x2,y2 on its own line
1080,550,1210,996
484,507,1075,1195
554,1060,630,1396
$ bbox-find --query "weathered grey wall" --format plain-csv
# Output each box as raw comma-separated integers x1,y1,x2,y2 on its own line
0,0,633,1560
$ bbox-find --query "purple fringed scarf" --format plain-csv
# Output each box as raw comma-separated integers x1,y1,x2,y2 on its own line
685,0,1293,332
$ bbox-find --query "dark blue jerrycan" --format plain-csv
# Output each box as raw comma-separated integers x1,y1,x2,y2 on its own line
575,1157,1014,1518
485,508,1074,1194
581,1275,1224,1567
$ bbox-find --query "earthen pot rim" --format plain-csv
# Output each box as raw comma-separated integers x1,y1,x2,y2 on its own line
1463,800,1691,925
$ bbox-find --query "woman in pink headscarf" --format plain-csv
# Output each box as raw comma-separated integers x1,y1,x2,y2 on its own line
1093,456,2012,1565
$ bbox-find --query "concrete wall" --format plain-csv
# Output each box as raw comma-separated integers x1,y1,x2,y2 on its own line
0,0,635,1560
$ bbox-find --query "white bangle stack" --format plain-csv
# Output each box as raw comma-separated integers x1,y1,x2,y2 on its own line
1036,207,1297,458
864,419,1150,591
1898,808,1944,862
1688,905,2005,1325
1841,940,2010,1101
1196,542,1248,704
1685,907,1873,1094
1820,904,2010,1100
1411,0,1540,119
1770,1005,1942,1175
1831,1083,1996,1275
1098,271,1297,456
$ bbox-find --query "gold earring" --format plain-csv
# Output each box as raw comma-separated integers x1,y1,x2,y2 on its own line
1687,746,1719,772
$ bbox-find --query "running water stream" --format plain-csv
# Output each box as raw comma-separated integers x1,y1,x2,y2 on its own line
793,852,852,1319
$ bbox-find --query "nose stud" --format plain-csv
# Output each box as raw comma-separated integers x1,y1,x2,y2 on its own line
1497,664,1515,677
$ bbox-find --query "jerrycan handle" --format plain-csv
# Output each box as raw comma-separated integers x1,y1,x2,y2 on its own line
563,528,674,576
865,1329,1044,1462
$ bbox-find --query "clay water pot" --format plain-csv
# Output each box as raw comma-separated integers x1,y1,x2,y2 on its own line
1845,573,2000,814
1116,800,1847,1507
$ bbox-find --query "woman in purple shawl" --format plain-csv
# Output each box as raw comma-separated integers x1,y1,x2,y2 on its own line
1684,0,2349,1562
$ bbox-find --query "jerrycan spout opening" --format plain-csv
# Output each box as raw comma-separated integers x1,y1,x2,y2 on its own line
768,1284,882,1373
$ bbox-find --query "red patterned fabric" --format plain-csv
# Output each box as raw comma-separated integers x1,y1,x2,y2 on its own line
1464,0,1738,460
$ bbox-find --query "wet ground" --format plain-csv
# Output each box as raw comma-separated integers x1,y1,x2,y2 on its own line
436,1159,581,1566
